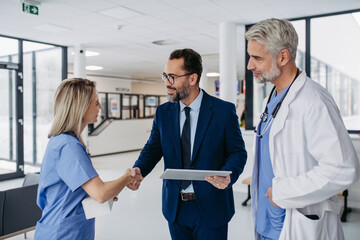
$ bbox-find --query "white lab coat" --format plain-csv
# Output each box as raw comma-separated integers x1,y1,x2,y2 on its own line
251,72,359,240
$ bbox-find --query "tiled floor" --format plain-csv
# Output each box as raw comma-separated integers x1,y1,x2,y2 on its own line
2,151,360,240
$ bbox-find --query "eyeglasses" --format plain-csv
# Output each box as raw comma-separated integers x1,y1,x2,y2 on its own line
161,72,194,85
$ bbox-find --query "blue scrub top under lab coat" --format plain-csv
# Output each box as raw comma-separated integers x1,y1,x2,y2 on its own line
256,87,288,240
34,133,98,240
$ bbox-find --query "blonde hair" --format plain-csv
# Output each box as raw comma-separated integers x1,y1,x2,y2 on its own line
48,78,96,146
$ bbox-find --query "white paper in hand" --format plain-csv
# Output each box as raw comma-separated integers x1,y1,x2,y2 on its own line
81,196,114,220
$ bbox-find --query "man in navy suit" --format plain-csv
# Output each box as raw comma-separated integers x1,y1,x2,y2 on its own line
128,48,247,240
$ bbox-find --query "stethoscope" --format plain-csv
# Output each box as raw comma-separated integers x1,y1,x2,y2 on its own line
254,68,300,138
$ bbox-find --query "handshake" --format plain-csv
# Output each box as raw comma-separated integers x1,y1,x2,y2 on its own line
123,167,143,190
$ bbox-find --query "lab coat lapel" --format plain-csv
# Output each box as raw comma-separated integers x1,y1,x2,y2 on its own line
270,72,307,138
269,72,307,168
191,91,214,164
169,102,182,166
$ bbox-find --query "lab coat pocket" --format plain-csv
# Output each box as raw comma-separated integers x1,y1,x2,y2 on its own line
290,208,329,240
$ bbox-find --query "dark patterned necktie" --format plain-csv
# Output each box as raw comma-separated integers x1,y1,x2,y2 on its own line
180,107,191,190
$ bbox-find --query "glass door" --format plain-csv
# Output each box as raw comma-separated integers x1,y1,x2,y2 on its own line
0,67,24,180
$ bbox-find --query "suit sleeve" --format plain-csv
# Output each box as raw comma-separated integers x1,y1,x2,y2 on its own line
133,107,163,177
221,104,248,187
272,99,359,208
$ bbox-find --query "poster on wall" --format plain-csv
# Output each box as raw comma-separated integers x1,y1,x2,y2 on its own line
110,98,119,116
215,80,242,95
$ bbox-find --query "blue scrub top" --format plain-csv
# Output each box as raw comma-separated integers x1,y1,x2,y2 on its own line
34,133,98,240
256,87,288,240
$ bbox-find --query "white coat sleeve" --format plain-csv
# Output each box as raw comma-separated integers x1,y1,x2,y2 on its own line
272,98,359,209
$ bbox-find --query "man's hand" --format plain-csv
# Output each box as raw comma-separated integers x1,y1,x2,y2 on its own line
127,167,143,191
266,187,279,207
205,175,231,189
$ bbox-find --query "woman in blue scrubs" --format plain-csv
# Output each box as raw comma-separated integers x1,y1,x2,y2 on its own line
34,78,141,240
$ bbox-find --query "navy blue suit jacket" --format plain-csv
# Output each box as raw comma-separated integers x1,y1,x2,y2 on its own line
133,90,247,229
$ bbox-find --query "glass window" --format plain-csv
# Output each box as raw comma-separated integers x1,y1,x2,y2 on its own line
311,13,360,131
23,41,62,165
122,95,131,120
144,96,159,118
0,69,16,174
0,37,19,63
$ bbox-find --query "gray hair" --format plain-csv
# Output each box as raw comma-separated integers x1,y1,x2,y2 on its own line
245,18,298,62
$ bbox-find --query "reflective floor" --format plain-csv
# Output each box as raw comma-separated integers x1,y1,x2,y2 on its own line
3,151,360,240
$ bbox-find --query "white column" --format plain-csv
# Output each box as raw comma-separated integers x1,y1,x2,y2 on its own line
219,22,237,105
237,24,246,85
73,44,86,78
200,68,208,92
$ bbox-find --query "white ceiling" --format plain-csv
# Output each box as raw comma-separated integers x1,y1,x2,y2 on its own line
0,0,359,80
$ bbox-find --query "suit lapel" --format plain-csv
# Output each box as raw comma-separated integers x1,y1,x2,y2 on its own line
191,91,214,163
169,102,182,165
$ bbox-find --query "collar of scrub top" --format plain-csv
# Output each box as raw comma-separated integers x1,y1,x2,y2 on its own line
68,131,80,140
255,68,300,138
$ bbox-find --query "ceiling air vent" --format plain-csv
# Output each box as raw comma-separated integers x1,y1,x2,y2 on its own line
152,39,178,46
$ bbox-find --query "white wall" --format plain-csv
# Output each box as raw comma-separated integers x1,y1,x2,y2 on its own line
232,130,254,193
91,76,132,94
87,119,153,156
67,74,133,94
131,80,166,95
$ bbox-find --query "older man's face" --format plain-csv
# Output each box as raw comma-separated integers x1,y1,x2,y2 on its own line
247,40,280,83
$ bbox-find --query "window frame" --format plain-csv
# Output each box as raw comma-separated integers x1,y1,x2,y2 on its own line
0,34,67,181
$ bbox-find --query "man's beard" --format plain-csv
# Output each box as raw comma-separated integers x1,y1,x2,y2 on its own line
167,83,190,102
254,60,281,84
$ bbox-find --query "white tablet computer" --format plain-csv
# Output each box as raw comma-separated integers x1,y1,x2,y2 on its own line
160,169,232,181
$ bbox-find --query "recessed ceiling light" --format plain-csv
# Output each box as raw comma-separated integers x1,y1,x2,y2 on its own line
152,39,178,45
98,6,143,20
86,65,103,71
85,51,100,57
206,72,220,77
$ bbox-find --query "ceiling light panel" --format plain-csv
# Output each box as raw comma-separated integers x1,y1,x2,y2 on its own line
206,72,220,77
98,6,143,20
86,65,103,70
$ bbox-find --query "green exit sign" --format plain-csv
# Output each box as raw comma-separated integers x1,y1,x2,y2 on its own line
22,2,39,15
